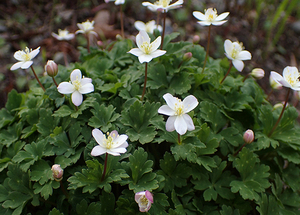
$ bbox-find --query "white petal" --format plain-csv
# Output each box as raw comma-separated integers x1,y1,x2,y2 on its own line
136,30,150,49
232,59,244,72
183,114,195,131
72,91,83,106
14,50,26,61
149,36,162,53
270,71,291,88
197,21,212,26
21,61,33,69
128,48,144,57
215,12,230,21
211,20,228,26
70,69,82,82
283,66,298,80
134,21,146,31
81,77,92,85
174,115,187,135
52,33,61,40
29,47,40,59
75,30,84,34
138,54,153,63
163,93,177,110
149,50,166,59
158,105,175,116
92,129,105,146
237,51,251,60
107,150,121,156
224,39,233,56
166,116,176,132
57,82,75,94
79,83,94,94
91,145,106,156
182,95,198,113
10,62,24,70
110,147,127,154
192,11,206,21
113,135,128,148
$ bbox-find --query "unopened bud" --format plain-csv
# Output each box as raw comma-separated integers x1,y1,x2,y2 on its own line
270,73,282,90
251,68,264,79
45,60,58,77
243,129,254,144
183,52,192,61
51,164,63,181
193,35,200,44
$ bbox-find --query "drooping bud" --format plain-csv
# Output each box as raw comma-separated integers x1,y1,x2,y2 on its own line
251,68,265,79
45,60,58,77
135,190,153,212
243,129,254,144
193,35,200,44
51,164,63,181
183,52,192,62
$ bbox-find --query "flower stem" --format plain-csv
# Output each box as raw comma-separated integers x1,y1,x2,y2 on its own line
178,133,181,145
59,180,69,199
120,4,124,38
267,89,274,100
141,62,148,101
86,34,90,53
30,66,45,91
52,77,58,87
156,11,161,30
242,73,250,82
160,11,167,50
101,153,108,182
202,25,211,73
234,143,246,156
220,61,233,84
268,88,291,137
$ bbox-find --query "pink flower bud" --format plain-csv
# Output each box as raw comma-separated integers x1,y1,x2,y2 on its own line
251,68,264,79
183,52,192,61
135,190,153,212
45,60,58,77
193,35,200,44
51,164,63,181
243,129,254,144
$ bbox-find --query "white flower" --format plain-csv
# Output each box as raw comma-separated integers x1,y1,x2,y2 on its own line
134,20,163,33
10,47,40,70
270,66,300,91
158,93,198,135
142,0,183,12
269,73,282,90
128,30,166,63
105,0,125,5
193,8,229,26
75,20,97,36
57,69,94,106
135,190,153,212
51,29,75,41
91,129,128,156
224,39,251,72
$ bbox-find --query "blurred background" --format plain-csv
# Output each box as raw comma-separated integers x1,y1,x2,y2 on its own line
1,0,300,108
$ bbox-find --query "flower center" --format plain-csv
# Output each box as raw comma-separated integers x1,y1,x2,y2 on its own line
73,77,82,91
174,99,184,116
59,30,68,37
141,42,152,54
82,22,93,31
140,196,149,206
105,135,114,149
22,47,32,61
157,0,170,7
231,43,243,59
206,8,217,21
286,70,299,86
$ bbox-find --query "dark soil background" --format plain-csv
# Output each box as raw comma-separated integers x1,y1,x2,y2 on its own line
1,0,300,109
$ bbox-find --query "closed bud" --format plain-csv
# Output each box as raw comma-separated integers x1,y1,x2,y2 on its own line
251,68,264,79
51,164,63,181
243,129,254,144
183,52,192,61
193,35,200,44
45,60,58,77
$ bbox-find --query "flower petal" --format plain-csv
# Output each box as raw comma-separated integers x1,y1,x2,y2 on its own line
215,12,229,21
134,21,146,31
163,93,177,110
237,50,251,60
110,147,127,155
71,91,83,106
136,30,150,49
270,71,291,88
182,95,198,113
79,83,94,94
138,54,153,63
81,77,92,85
92,128,105,145
128,48,144,57
158,105,175,116
232,59,244,72
14,50,26,61
113,134,128,148
10,62,24,70
21,61,33,69
145,190,153,203
211,20,228,26
150,36,162,53
149,50,166,59
174,115,187,135
70,69,82,82
166,116,176,132
57,82,75,94
183,114,195,131
91,145,106,156
29,47,40,59
197,21,212,26
224,39,233,56
192,11,206,21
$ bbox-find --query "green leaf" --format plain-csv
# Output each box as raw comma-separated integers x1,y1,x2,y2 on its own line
230,148,270,201
100,191,115,215
0,108,14,129
36,108,58,136
5,89,23,112
220,127,243,147
0,122,22,147
49,208,64,215
76,199,101,215
147,63,168,89
256,193,280,215
220,205,240,215
88,103,120,132
161,32,180,49
169,72,191,94
33,180,60,200
30,160,53,185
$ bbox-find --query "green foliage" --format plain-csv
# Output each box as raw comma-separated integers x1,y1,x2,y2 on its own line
1,26,300,215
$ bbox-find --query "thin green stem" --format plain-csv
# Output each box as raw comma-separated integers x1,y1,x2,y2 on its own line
30,66,45,91
101,153,108,182
141,62,148,101
220,61,233,84
120,4,124,38
160,11,167,50
202,25,211,73
268,88,291,137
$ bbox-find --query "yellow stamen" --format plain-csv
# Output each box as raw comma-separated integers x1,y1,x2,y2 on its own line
141,42,152,54
174,98,184,116
73,76,82,91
